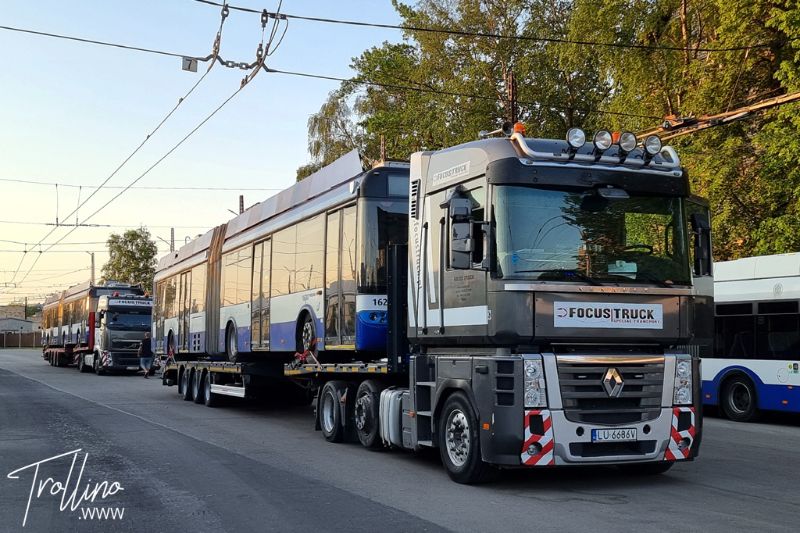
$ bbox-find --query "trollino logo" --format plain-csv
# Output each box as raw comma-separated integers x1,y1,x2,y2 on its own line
554,302,663,330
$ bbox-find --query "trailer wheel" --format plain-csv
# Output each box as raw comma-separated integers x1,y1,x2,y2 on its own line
181,369,194,401
192,370,205,404
177,367,186,396
203,370,219,407
319,380,348,443
438,392,495,484
355,380,385,449
721,375,761,422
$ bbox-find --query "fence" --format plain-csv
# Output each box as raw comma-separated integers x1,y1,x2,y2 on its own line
0,331,42,348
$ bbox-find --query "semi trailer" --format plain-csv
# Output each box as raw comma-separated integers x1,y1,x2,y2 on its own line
42,281,152,374
159,125,713,483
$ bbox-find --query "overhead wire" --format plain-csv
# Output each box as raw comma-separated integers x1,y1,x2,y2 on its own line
4,3,234,291
191,0,770,52
0,177,282,191
10,1,284,290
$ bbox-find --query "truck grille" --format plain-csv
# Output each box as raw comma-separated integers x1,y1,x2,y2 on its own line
557,356,665,424
111,340,141,351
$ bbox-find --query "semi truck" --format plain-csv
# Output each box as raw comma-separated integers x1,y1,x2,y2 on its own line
159,125,713,483
42,281,153,375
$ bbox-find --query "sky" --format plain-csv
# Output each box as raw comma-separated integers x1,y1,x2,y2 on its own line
0,0,404,305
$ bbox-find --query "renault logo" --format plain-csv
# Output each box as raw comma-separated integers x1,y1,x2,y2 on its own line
602,368,624,398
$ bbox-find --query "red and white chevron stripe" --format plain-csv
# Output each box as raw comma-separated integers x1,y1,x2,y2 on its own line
521,409,555,466
664,406,695,461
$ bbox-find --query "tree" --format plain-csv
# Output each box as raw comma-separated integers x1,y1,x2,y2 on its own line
101,228,158,291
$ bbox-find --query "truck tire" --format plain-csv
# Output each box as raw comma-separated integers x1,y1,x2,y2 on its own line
177,368,186,397
355,380,385,449
203,370,219,407
192,370,205,404
618,462,674,475
319,380,347,443
181,369,194,401
438,392,495,484
721,375,760,422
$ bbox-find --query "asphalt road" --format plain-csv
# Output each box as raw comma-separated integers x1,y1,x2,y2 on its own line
1,348,798,532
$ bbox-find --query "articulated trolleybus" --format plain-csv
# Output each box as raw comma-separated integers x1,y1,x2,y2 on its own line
161,126,712,483
703,253,800,421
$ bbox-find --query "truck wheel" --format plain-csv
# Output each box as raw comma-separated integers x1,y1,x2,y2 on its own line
355,380,385,449
192,370,205,404
203,371,218,407
438,392,495,484
319,380,347,443
618,462,674,475
225,324,238,362
721,376,760,422
181,369,194,401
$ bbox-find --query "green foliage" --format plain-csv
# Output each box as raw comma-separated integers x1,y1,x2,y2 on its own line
299,0,800,259
100,228,158,291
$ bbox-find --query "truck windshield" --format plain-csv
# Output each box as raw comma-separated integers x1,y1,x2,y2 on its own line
106,310,151,330
494,185,690,285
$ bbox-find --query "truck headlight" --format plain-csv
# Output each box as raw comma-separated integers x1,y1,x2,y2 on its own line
524,358,547,408
673,356,693,405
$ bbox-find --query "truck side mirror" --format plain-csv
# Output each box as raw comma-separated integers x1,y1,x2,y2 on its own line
690,212,712,276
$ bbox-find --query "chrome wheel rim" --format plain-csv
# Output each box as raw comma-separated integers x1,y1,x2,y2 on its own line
321,391,336,434
355,393,370,431
445,409,470,467
302,320,315,352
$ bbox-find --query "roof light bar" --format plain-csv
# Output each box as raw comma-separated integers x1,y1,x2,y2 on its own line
644,135,662,156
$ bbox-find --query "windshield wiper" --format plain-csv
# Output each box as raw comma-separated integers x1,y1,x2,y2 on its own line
514,269,602,286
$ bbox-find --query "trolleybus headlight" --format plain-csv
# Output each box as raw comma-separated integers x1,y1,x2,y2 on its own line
673,355,693,405
618,131,637,153
593,130,613,151
644,135,662,156
524,357,547,408
566,128,586,149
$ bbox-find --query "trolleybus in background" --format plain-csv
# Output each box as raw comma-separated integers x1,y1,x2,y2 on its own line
153,150,409,362
703,253,800,421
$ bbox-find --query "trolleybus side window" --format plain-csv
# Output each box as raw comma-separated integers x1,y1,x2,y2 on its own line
191,264,206,313
295,214,325,292
271,225,296,297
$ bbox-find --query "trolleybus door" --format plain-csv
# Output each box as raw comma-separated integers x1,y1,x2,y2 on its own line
179,271,190,351
251,239,271,349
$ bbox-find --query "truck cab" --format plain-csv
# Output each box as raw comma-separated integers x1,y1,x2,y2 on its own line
402,125,713,481
88,294,153,374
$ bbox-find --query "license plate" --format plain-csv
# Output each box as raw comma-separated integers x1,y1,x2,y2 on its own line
591,428,637,443
126,366,139,371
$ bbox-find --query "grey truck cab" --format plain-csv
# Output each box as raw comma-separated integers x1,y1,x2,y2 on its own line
85,294,153,375
400,125,713,481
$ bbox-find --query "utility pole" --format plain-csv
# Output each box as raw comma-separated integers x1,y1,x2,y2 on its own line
85,251,95,285
505,68,518,124
170,228,175,253
239,195,244,214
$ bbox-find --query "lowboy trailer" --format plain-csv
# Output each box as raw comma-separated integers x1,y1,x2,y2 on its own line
160,125,712,483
